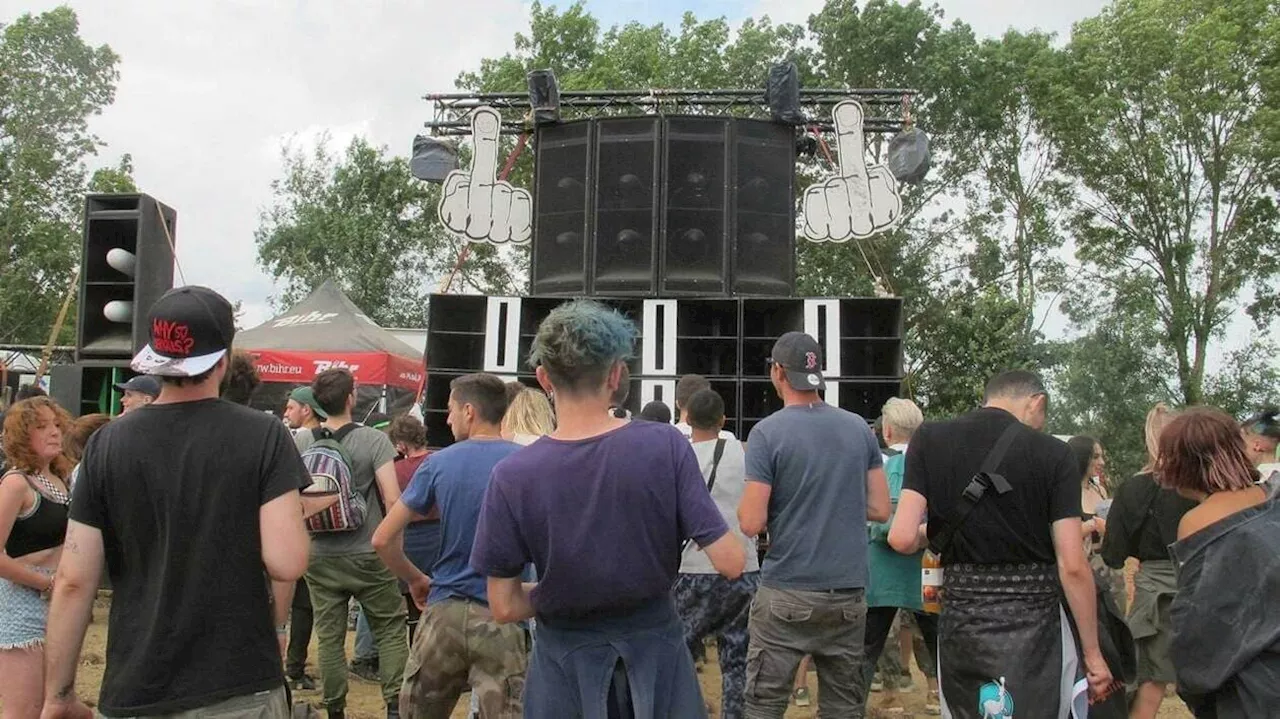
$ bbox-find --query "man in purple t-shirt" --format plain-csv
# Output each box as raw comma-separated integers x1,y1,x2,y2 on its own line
471,299,745,719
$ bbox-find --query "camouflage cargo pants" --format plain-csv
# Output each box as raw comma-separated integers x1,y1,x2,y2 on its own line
399,598,527,719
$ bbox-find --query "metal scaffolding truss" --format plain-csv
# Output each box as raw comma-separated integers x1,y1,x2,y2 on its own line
423,88,916,137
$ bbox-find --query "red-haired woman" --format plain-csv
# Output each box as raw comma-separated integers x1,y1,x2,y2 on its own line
1158,407,1280,717
0,397,73,718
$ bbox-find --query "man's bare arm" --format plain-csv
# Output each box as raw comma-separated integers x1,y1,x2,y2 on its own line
487,576,536,624
888,489,929,554
270,580,295,628
738,481,771,537
701,532,746,580
261,490,310,582
372,501,429,585
865,466,891,522
43,521,104,707
1052,517,1113,695
374,460,401,507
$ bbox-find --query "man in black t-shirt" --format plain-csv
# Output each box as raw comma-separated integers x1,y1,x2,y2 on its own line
41,286,311,719
887,370,1111,718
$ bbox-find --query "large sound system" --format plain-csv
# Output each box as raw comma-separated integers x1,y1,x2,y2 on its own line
531,117,796,298
422,294,904,449
77,194,178,359
51,193,177,417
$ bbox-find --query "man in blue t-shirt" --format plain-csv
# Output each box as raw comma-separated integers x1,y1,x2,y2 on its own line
737,331,891,719
373,373,526,719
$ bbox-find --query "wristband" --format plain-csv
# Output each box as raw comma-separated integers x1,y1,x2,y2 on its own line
275,623,289,636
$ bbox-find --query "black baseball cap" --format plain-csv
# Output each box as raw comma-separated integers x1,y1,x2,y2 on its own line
131,286,236,378
770,331,826,391
114,375,161,398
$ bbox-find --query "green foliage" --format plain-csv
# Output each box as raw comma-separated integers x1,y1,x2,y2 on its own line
254,136,518,328
88,154,137,193
1202,340,1280,418
906,287,1051,416
1051,311,1175,482
0,7,120,345
1033,0,1280,405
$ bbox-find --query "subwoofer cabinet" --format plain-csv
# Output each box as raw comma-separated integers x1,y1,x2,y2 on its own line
422,294,904,449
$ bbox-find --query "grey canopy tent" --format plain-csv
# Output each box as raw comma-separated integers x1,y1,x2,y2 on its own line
235,280,424,418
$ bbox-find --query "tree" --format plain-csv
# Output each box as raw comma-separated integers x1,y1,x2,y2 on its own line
1033,0,1280,405
907,286,1051,416
254,135,518,328
1051,310,1175,483
88,153,137,194
800,3,1065,406
0,7,120,345
1202,340,1280,417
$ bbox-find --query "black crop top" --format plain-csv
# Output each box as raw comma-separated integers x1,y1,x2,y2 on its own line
4,473,69,558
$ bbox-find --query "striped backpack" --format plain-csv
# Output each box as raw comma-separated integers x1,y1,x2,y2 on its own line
300,424,366,533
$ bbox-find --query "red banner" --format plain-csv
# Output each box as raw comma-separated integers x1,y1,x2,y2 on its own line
248,350,424,391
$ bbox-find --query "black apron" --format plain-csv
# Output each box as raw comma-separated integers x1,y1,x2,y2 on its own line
937,563,1087,719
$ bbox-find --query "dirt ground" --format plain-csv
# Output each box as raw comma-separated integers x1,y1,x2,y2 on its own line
70,595,1192,719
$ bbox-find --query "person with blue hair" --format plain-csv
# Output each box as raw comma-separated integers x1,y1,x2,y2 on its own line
472,299,745,718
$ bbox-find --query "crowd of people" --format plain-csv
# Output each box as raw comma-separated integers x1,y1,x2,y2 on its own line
1,285,1279,719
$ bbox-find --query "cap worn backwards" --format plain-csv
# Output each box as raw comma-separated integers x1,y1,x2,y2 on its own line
131,285,236,378
289,386,329,419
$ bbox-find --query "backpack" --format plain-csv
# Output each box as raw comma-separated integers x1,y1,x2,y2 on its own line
301,424,366,533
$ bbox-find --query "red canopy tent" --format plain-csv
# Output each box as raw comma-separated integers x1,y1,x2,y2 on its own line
236,280,424,413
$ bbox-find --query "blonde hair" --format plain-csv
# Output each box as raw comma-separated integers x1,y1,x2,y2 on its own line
881,397,924,439
503,387,555,438
1142,402,1178,473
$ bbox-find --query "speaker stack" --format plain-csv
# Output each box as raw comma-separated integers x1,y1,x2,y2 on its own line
531,117,796,298
422,295,904,448
51,193,177,417
423,114,904,448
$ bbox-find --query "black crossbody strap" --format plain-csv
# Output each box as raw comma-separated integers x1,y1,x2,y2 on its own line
680,439,730,557
705,439,728,494
928,421,1022,556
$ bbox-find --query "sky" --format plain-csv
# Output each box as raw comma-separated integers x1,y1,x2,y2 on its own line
5,0,1117,331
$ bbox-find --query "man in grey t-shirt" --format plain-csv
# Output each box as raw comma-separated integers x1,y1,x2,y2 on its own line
738,332,890,719
296,368,407,719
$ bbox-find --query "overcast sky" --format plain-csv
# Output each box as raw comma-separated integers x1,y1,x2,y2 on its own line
6,0,1115,331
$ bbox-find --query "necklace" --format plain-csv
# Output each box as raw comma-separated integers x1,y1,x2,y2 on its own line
33,471,70,505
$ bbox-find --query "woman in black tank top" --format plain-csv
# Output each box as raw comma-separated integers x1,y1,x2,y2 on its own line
0,396,73,717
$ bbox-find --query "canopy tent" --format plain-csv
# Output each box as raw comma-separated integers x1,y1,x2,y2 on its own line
236,280,424,415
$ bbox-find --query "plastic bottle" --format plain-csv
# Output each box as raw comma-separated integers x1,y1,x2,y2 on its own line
921,549,943,614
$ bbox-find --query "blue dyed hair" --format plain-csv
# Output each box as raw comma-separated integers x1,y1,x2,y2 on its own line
528,300,637,395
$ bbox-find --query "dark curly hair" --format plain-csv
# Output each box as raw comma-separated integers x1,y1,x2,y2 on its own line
2,397,73,479
387,414,427,450
220,350,261,406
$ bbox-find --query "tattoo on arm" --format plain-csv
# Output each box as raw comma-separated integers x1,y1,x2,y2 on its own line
56,682,76,700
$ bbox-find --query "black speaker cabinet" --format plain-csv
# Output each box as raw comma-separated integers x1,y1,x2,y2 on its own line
421,294,903,449
50,361,134,418
531,122,591,296
531,117,796,298
76,194,177,360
